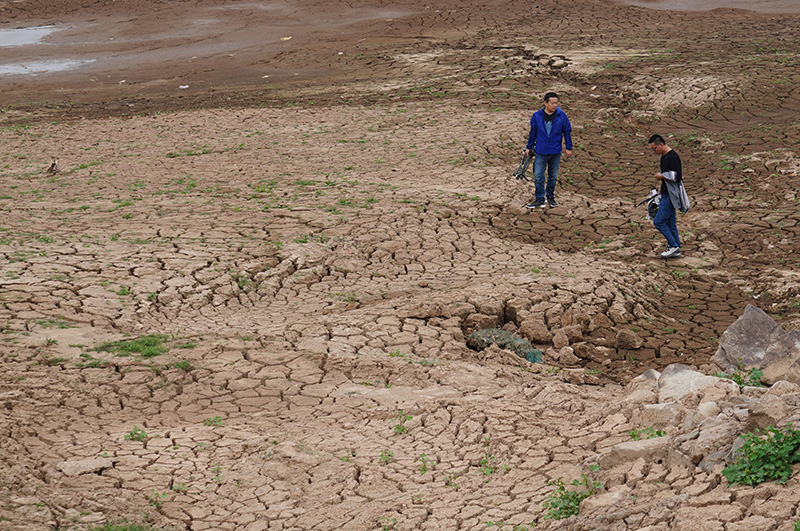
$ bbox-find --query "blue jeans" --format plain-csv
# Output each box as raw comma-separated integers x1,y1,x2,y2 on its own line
533,153,561,202
653,193,680,248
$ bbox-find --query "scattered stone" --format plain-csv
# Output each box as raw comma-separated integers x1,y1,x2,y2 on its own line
555,346,580,365
634,402,687,428
519,317,552,343
616,328,644,349
599,437,670,468
745,394,789,431
56,457,114,477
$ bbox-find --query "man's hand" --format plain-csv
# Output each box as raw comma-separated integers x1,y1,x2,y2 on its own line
564,149,573,159
654,173,665,180
524,149,531,157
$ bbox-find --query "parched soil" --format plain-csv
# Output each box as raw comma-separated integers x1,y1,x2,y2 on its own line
1,0,800,529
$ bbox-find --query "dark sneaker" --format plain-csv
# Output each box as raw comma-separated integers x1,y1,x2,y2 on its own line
547,197,558,207
526,201,546,209
660,247,681,258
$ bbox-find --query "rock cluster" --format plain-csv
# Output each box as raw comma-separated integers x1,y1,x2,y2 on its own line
535,363,800,530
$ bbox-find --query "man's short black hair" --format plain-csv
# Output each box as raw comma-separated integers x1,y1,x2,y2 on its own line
648,134,665,145
544,92,559,102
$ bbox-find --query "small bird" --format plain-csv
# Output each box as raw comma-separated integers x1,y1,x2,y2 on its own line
46,159,60,174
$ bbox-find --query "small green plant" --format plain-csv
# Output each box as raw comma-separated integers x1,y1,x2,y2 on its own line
203,416,223,427
715,360,764,388
393,410,412,435
379,449,394,465
444,473,459,490
379,517,397,531
212,464,223,484
478,455,497,476
333,291,359,303
629,426,666,440
414,453,432,474
722,424,800,486
124,426,148,442
231,272,251,290
542,474,603,520
794,519,800,531
146,490,167,508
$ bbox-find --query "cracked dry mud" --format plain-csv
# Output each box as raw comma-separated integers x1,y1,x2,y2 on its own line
1,0,800,530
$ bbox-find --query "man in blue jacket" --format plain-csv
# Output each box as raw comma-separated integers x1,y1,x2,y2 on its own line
524,92,573,209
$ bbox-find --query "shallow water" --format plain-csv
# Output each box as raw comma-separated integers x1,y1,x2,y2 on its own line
617,0,800,13
0,26,57,47
0,59,95,76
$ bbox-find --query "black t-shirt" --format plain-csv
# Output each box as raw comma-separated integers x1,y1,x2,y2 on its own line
660,149,682,196
543,111,556,123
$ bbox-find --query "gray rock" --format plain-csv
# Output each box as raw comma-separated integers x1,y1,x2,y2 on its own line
677,420,740,465
765,380,800,397
634,402,687,428
697,401,721,419
713,304,800,385
714,305,782,370
657,364,738,404
580,485,630,512
625,369,660,404
746,394,789,431
56,457,114,477
599,437,670,468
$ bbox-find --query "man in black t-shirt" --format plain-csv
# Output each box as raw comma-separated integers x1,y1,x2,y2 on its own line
648,134,686,259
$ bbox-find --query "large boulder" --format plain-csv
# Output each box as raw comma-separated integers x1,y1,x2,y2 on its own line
713,304,800,384
657,364,738,404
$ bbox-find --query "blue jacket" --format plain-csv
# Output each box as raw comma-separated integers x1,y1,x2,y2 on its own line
526,107,573,155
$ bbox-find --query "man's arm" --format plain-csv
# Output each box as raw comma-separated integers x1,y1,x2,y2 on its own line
563,115,573,158
525,114,537,155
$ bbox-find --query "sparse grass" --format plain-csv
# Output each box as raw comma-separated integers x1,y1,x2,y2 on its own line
92,334,169,359
203,416,223,427
34,318,71,329
715,360,764,389
173,360,193,371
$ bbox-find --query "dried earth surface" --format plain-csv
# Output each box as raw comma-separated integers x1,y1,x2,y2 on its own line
1,0,800,529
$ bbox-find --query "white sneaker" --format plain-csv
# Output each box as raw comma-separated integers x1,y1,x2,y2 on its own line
660,247,681,258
